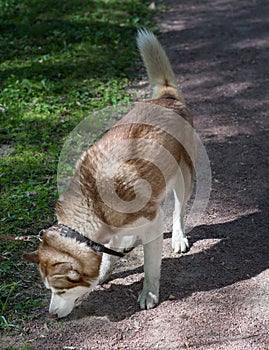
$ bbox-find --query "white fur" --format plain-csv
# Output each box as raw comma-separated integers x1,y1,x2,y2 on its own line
172,187,189,253
139,211,163,309
138,235,163,309
100,212,164,310
137,29,177,97
98,235,137,284
49,286,92,318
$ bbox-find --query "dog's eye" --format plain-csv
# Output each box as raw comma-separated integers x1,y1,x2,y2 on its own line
56,290,66,296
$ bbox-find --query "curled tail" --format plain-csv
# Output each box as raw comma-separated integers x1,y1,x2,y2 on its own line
137,29,184,101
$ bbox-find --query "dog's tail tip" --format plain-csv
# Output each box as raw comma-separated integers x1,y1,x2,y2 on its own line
136,29,183,100
136,28,156,45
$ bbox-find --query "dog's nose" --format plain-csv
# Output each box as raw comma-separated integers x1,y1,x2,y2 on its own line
49,313,58,320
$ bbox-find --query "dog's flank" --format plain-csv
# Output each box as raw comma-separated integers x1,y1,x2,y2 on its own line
23,30,195,318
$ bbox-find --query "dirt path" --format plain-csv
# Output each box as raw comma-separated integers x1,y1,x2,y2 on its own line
2,0,269,349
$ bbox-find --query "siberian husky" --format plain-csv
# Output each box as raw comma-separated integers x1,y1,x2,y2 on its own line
23,29,195,318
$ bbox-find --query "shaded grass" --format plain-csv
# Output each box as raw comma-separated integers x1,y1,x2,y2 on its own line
0,0,156,329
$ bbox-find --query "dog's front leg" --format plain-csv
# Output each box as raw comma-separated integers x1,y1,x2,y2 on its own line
98,236,121,284
138,234,163,309
98,235,138,284
98,252,119,284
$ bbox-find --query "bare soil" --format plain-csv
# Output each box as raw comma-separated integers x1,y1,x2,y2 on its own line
2,0,269,349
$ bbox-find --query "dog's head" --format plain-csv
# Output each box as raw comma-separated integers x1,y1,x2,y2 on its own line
23,229,102,318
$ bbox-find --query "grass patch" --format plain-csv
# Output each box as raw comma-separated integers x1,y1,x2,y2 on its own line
0,0,156,329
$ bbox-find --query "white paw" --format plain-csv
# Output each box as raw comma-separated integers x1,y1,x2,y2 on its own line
172,234,189,253
138,288,159,310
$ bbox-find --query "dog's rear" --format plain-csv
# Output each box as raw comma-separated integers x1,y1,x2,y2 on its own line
135,29,194,253
137,29,184,102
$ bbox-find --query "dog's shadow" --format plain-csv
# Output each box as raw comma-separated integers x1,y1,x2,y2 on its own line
68,210,268,322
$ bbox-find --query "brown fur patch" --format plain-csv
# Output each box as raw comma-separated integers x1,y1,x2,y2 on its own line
56,95,194,229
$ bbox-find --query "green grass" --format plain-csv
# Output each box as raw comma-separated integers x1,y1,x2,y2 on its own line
0,0,156,330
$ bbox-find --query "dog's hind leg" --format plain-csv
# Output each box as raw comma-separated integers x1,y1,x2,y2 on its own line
172,187,189,253
172,157,194,253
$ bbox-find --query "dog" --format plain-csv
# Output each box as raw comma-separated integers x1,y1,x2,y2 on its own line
23,29,196,318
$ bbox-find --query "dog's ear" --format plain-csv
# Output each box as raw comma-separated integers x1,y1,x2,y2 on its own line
22,251,39,264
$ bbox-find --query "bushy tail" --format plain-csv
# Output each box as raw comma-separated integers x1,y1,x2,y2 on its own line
137,29,183,101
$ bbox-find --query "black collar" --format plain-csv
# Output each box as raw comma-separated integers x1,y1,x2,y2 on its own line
46,224,125,258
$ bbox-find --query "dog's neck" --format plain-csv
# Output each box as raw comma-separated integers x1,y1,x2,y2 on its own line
55,170,109,243
46,224,125,257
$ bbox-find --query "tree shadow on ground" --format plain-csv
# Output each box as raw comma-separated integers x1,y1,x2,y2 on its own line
68,208,268,322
